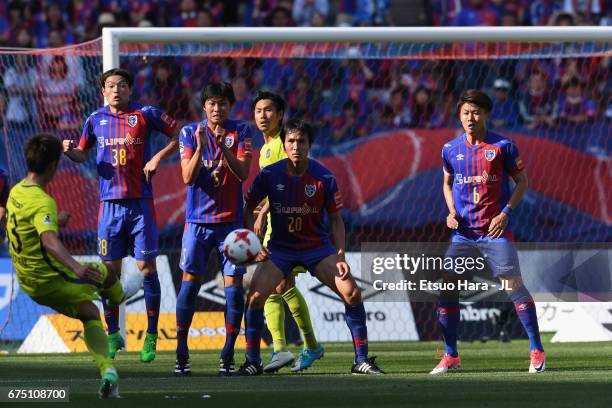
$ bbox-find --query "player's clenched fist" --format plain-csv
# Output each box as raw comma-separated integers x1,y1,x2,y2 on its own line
63,139,77,153
195,124,206,150
214,124,226,147
446,212,459,229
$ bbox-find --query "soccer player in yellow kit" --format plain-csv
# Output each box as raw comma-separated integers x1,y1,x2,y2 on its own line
6,135,124,398
252,91,323,372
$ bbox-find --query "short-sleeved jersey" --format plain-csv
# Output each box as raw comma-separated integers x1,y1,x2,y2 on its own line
79,102,177,201
6,180,69,296
0,168,9,207
179,119,253,224
245,159,343,252
259,132,286,169
442,132,525,234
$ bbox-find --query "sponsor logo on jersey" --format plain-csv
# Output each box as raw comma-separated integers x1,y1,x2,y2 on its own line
43,214,52,225
99,119,108,126
179,141,184,154
161,112,176,128
276,184,285,191
484,149,496,161
104,137,142,146
127,115,138,127
272,203,319,215
305,184,317,197
455,171,498,185
201,159,221,169
224,135,234,148
456,154,464,160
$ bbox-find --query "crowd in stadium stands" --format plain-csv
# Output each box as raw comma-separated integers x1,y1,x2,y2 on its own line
0,0,610,145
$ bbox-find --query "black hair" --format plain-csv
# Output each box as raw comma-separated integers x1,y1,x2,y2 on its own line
25,134,62,174
251,90,286,115
282,118,314,146
456,89,493,115
100,68,133,89
201,81,236,106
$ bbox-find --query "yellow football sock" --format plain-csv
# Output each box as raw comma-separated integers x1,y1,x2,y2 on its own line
282,286,318,350
83,320,114,375
100,280,124,307
264,293,287,352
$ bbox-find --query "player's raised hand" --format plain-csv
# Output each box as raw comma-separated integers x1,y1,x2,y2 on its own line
214,124,226,147
487,213,509,239
75,263,104,283
195,124,206,150
446,212,459,229
143,157,160,183
62,139,76,153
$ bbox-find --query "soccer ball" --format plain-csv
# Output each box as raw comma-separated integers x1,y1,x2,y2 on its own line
223,229,261,266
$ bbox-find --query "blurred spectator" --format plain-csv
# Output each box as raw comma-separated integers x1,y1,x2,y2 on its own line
525,0,563,26
2,54,38,128
556,76,597,125
1,1,31,46
265,6,294,26
34,2,74,48
336,59,374,111
489,78,520,128
170,0,199,27
563,0,602,24
500,11,519,26
369,104,396,133
287,76,332,129
519,71,557,129
333,100,367,142
550,10,576,25
96,12,117,36
13,25,35,48
388,86,411,127
196,8,216,27
293,0,329,26
37,55,82,130
428,0,464,26
146,59,198,121
409,86,441,128
452,0,499,26
230,76,253,121
353,0,392,26
309,10,327,26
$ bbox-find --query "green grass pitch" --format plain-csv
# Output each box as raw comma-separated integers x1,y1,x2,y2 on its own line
1,338,611,407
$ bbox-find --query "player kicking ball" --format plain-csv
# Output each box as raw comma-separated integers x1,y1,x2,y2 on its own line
240,119,384,376
432,89,545,375
6,135,124,398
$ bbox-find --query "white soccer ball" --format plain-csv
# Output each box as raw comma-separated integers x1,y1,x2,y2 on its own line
223,229,261,266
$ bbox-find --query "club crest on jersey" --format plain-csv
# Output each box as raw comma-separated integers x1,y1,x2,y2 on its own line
224,135,234,148
265,149,271,158
305,184,317,197
484,149,496,161
127,115,138,128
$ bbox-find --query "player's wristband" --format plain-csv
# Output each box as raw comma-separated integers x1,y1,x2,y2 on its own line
501,206,513,216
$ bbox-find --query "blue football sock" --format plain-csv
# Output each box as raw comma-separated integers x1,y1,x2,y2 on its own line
175,280,201,357
438,301,460,357
221,285,245,360
245,307,264,365
143,272,161,334
509,286,543,351
103,301,119,335
344,303,369,363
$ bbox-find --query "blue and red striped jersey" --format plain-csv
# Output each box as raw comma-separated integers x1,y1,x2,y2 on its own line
79,102,177,201
179,119,253,224
0,168,8,207
245,159,344,251
442,132,525,235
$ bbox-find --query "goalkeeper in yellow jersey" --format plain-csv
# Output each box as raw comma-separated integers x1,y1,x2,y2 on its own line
252,91,323,372
5,134,124,398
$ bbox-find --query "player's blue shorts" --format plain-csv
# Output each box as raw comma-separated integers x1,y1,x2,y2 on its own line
267,244,336,277
97,199,158,261
180,222,246,277
445,231,521,277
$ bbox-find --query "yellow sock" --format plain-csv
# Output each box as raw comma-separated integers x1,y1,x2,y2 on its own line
100,280,124,307
264,293,286,352
282,286,318,350
83,320,114,375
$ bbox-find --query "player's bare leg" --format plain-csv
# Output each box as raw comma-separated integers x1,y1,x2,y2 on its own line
137,259,161,362
500,275,545,373
77,301,119,399
312,254,384,374
102,259,124,358
237,261,284,375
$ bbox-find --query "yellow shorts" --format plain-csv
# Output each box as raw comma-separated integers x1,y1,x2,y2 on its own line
29,262,108,319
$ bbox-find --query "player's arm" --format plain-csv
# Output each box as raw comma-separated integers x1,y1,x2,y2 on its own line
443,172,459,229
181,125,205,185
253,200,269,239
40,231,104,282
216,126,251,182
143,128,180,183
63,141,93,163
488,170,528,238
330,211,351,280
